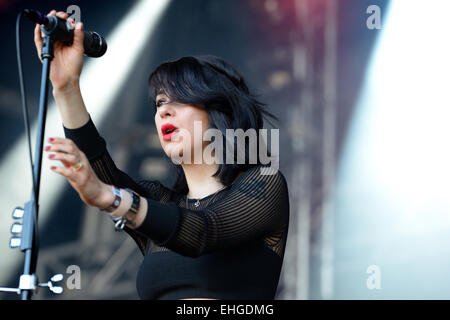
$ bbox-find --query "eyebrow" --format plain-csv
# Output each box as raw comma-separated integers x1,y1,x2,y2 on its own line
155,94,168,101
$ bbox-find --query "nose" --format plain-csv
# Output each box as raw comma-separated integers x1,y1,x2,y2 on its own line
157,103,175,119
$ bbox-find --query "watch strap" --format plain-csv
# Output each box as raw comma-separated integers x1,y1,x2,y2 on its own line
124,188,140,216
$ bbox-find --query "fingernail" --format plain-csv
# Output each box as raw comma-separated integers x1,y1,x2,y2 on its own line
49,137,54,142
45,146,51,151
51,166,57,170
49,154,55,159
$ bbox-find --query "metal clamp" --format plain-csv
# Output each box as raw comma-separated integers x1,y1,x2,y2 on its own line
0,273,63,295
19,274,37,292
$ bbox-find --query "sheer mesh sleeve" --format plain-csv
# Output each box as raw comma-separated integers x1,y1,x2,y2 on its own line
135,165,290,258
63,115,176,255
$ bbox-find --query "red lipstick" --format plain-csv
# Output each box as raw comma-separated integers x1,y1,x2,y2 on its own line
161,123,179,141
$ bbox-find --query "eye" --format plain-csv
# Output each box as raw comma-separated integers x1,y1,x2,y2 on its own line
155,99,168,108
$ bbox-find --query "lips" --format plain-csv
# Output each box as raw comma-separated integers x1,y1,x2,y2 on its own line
161,123,180,141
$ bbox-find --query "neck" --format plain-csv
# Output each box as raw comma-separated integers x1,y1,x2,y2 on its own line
182,163,224,199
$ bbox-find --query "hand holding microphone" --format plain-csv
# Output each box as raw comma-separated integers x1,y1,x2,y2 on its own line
31,10,104,91
28,9,107,58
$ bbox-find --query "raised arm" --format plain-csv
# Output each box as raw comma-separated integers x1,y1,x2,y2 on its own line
33,10,89,129
35,10,170,255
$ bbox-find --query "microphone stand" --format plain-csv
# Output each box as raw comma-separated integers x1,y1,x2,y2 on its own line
21,28,53,300
0,24,64,300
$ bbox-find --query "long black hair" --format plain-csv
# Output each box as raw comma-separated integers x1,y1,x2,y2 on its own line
148,55,278,195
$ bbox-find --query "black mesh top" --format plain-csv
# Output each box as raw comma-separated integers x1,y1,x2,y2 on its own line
64,116,290,300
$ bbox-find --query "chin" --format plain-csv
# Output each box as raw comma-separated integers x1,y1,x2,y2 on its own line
163,143,185,160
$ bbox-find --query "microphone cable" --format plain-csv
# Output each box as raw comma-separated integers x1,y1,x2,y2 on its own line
16,10,40,259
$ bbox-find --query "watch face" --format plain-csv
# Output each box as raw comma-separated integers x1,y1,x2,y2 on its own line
114,199,120,206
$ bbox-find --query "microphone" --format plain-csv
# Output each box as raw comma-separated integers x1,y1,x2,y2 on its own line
24,9,107,58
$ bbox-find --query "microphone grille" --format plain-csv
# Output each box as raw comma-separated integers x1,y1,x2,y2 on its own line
83,31,107,58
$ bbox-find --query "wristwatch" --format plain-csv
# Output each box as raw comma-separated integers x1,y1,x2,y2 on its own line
109,188,141,231
101,185,123,213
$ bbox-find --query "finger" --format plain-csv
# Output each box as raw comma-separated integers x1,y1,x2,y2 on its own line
55,158,71,168
45,137,78,153
48,151,78,166
55,158,73,169
72,22,84,53
50,165,76,180
45,137,83,158
47,137,78,149
34,24,42,46
45,144,76,155
56,11,69,19
45,10,56,39
47,137,76,145
34,24,43,62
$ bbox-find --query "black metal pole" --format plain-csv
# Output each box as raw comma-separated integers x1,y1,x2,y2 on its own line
20,33,53,300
